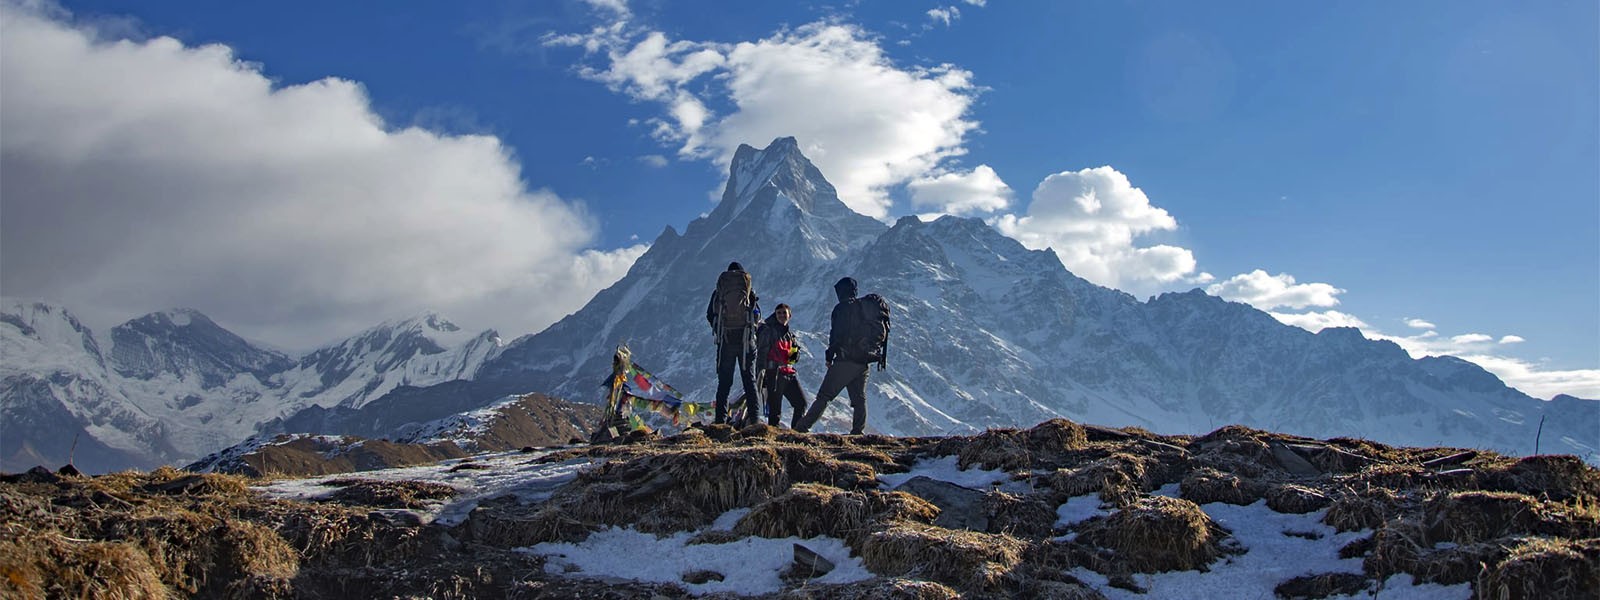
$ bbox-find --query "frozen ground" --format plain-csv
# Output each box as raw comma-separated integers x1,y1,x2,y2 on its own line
252,448,1472,598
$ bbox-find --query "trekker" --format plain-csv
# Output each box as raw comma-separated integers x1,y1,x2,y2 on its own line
706,261,760,426
755,303,808,428
795,277,889,435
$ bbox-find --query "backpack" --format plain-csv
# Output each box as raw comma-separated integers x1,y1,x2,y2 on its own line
715,270,753,331
844,293,890,363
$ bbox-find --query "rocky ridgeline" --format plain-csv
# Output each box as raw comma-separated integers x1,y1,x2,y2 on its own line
3,420,1597,599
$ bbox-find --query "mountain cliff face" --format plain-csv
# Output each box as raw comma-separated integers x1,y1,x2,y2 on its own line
0,302,500,472
461,137,1594,459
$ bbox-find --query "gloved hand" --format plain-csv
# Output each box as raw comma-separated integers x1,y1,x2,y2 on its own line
825,348,839,366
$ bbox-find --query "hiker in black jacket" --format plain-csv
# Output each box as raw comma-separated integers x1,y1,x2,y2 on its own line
795,277,887,435
755,304,808,428
707,262,760,426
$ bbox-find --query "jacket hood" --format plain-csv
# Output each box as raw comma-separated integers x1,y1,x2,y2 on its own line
834,277,858,302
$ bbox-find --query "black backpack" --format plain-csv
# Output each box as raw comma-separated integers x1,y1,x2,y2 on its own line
715,270,753,331
844,294,890,363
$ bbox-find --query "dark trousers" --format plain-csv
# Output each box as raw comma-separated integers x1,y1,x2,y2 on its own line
764,372,808,428
715,329,757,425
796,360,869,434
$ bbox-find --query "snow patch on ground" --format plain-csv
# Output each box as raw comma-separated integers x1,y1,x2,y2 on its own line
255,449,596,527
877,454,1018,491
1069,500,1470,599
525,523,871,596
1055,493,1111,527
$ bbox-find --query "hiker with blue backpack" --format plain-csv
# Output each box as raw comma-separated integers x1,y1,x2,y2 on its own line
795,277,889,435
707,262,761,426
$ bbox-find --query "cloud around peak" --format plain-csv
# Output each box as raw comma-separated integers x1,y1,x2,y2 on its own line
0,3,643,349
547,18,980,219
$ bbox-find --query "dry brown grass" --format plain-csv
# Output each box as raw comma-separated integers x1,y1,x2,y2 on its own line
771,577,962,599
983,491,1057,538
1180,468,1265,506
1273,572,1369,599
954,428,1031,471
1477,537,1600,600
1048,452,1167,508
1077,496,1225,573
1423,490,1599,545
1025,419,1090,457
0,532,168,600
1266,483,1332,514
1322,488,1406,532
1364,521,1509,586
320,479,458,509
1480,455,1600,504
734,483,938,545
860,523,1027,594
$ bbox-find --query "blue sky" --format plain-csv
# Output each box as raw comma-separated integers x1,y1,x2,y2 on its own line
1,0,1595,398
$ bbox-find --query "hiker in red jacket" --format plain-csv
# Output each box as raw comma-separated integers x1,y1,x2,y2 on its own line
755,303,808,428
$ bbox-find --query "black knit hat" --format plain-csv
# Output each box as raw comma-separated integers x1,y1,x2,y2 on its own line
728,262,744,271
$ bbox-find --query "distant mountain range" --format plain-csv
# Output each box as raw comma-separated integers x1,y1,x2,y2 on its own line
1,300,501,473
3,137,1595,473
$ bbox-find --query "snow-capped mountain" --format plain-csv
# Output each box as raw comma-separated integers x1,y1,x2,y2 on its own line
0,301,500,472
451,137,1594,459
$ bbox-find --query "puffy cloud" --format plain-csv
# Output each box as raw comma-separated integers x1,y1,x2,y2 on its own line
549,20,980,218
926,7,960,27
1499,335,1525,344
963,0,987,6
1206,270,1344,311
1452,355,1600,400
1452,333,1494,345
907,164,1012,216
1405,318,1436,330
0,4,643,349
1268,310,1369,332
990,166,1197,290
638,154,669,168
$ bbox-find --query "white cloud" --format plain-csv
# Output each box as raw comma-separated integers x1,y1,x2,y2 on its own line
1405,318,1436,330
549,20,980,218
906,164,1011,216
990,166,1196,291
580,0,630,18
0,4,643,349
963,0,987,6
1268,310,1369,332
638,154,669,168
1205,269,1344,311
1498,335,1525,344
1452,333,1494,345
926,7,960,27
1453,355,1600,400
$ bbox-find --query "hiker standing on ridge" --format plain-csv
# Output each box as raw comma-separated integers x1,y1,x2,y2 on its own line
755,303,809,428
707,261,760,426
795,277,889,435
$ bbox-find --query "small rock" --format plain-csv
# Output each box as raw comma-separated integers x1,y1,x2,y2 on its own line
682,569,725,584
791,543,835,578
56,464,82,477
368,509,424,527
